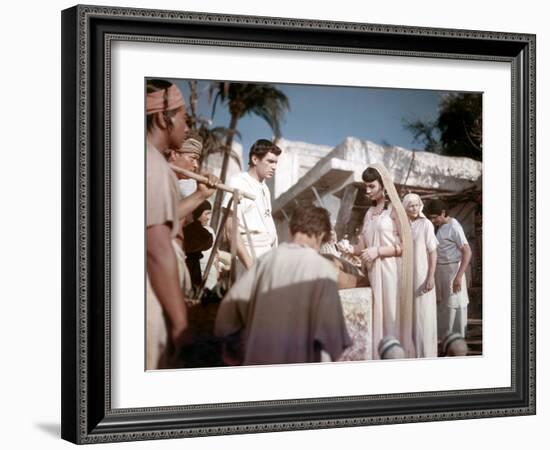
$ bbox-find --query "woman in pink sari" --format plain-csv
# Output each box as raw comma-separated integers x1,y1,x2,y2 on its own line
339,165,414,359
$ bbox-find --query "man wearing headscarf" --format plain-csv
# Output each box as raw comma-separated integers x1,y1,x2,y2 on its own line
168,136,204,199
146,79,217,369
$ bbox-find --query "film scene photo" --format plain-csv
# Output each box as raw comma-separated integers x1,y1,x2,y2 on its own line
145,78,482,370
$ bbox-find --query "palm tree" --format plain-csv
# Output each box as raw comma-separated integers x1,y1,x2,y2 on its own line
208,82,290,228
404,92,482,161
196,124,241,172
184,81,241,173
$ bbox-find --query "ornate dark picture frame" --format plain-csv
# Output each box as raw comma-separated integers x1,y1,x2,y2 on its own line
61,4,536,444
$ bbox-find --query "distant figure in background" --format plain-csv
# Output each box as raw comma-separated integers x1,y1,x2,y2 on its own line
442,332,469,357
223,139,281,271
183,201,214,294
402,193,439,358
214,205,351,366
425,199,472,340
378,336,405,360
194,201,220,291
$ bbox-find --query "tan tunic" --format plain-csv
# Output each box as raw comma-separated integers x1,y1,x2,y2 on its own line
146,143,183,370
146,144,181,236
214,243,351,365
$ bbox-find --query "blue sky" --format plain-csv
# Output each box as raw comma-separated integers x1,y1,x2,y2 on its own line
173,79,443,161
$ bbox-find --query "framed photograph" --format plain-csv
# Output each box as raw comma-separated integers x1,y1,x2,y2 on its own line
61,4,535,444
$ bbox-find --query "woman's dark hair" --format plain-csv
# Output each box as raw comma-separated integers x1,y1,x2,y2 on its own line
362,167,387,207
424,199,447,216
361,167,384,187
146,79,181,132
289,205,332,243
248,139,282,166
192,200,212,221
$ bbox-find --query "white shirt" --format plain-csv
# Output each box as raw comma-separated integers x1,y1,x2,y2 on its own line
436,218,468,264
178,179,197,198
222,172,278,253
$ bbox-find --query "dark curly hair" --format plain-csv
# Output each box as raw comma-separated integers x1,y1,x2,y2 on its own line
248,139,282,166
424,199,447,216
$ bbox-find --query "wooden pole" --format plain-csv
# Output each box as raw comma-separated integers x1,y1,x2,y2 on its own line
169,165,256,201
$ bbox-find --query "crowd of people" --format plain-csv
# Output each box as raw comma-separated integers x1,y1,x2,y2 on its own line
145,78,472,370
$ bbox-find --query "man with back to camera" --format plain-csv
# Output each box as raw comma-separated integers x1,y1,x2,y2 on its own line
214,205,351,365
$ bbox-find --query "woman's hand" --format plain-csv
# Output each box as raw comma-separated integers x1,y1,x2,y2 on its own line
360,247,379,265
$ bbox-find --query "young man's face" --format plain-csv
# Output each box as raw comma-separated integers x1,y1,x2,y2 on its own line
252,151,279,180
168,151,200,179
429,212,447,227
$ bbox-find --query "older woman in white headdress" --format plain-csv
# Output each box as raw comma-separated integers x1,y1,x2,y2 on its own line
402,193,439,358
338,164,414,359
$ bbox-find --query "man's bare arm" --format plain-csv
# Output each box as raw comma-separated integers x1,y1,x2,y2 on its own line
452,244,472,293
146,223,190,348
177,191,211,221
176,173,219,221
224,213,253,270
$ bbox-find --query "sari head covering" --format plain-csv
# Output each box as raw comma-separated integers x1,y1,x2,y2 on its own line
146,83,185,115
402,192,426,219
367,163,415,358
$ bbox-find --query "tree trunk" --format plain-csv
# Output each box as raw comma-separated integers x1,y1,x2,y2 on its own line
210,113,239,229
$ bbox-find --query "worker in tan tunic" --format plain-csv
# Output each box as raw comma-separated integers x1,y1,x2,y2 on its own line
146,79,217,369
214,206,351,365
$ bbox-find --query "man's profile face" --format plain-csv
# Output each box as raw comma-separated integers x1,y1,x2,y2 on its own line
169,151,200,179
252,151,279,180
167,107,189,150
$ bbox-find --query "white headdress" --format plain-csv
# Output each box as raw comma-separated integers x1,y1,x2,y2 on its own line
402,192,426,219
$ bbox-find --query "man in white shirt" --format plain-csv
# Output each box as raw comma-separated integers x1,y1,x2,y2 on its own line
425,199,472,341
223,139,281,270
